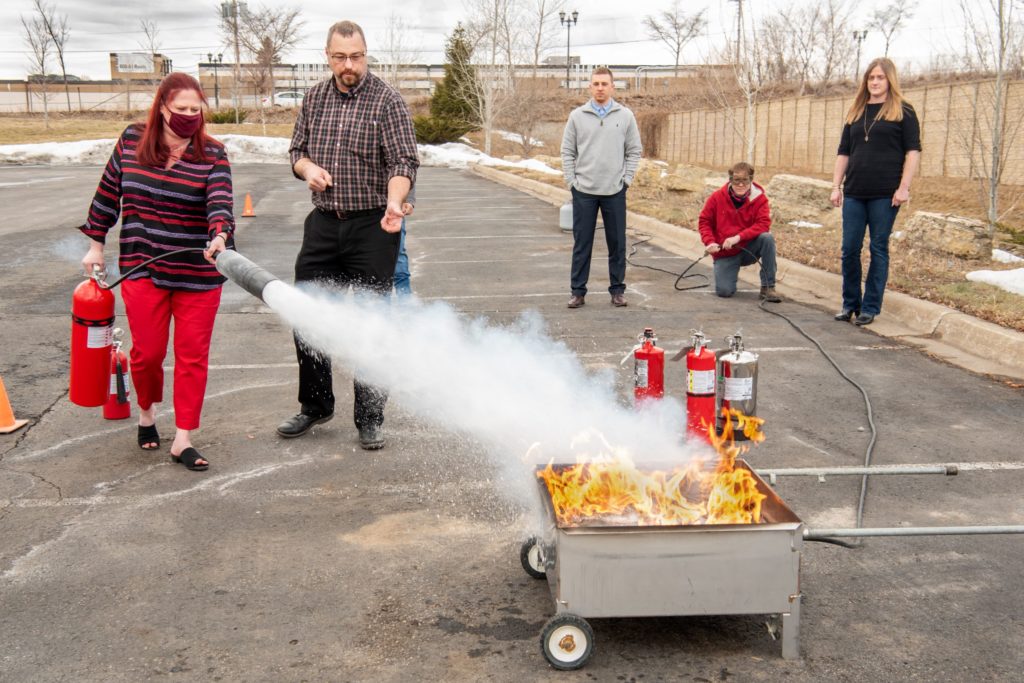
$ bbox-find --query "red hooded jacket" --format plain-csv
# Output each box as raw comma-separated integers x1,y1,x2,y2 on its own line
698,182,772,260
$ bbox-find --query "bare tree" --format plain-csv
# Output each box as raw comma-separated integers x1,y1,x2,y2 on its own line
643,1,707,78
31,0,71,112
757,3,823,94
230,4,303,133
237,5,303,99
956,0,1024,237
380,12,422,88
525,0,565,78
139,19,161,62
463,0,522,155
20,7,52,127
868,1,917,57
812,0,857,84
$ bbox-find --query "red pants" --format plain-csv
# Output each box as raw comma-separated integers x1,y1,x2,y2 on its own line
121,278,222,430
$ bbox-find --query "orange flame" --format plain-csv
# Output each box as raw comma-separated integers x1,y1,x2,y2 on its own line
537,408,767,527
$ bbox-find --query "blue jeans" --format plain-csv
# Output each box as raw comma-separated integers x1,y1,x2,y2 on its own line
841,197,900,316
712,233,777,297
570,185,627,297
393,218,411,296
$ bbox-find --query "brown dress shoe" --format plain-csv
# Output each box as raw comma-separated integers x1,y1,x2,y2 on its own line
567,295,585,308
611,293,627,307
759,286,781,303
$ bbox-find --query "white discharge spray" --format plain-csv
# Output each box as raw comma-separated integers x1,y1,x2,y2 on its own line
262,282,704,505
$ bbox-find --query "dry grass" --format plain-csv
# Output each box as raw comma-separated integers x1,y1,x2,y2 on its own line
0,112,298,145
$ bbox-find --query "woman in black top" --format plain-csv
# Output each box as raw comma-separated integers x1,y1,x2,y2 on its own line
829,58,921,326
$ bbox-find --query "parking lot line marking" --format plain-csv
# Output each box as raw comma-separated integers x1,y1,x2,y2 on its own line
7,381,291,463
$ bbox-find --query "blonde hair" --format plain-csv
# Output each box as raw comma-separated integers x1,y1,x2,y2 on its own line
845,58,909,124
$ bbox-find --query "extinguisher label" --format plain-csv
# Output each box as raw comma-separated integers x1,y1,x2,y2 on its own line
635,359,649,388
724,377,754,401
109,373,130,396
687,369,715,395
87,325,113,349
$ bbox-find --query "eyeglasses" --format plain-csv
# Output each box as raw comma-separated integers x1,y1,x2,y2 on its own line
329,52,366,64
730,177,752,186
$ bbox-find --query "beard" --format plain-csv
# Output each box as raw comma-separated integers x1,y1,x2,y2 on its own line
339,71,362,88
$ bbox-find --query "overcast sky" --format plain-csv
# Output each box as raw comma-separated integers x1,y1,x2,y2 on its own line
0,0,994,81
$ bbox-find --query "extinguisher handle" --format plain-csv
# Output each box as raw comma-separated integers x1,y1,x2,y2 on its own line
91,263,109,286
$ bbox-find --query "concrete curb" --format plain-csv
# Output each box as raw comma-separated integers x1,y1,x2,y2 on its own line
470,163,1024,380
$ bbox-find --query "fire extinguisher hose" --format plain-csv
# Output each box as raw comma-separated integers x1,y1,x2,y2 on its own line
94,248,208,290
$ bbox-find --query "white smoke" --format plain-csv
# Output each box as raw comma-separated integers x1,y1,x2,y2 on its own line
262,281,703,513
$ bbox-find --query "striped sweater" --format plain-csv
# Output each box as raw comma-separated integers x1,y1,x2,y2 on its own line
81,125,235,290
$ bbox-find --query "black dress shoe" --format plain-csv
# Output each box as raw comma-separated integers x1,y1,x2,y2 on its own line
834,308,859,322
854,313,875,326
358,424,385,450
277,412,333,438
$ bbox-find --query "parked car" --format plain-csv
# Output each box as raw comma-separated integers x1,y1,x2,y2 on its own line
261,91,304,108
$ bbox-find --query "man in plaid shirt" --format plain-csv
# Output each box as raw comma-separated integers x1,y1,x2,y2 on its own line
278,19,419,450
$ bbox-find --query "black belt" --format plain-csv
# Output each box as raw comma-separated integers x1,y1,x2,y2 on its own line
316,206,384,220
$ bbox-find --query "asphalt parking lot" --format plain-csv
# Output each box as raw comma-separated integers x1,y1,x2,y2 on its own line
1,163,1022,682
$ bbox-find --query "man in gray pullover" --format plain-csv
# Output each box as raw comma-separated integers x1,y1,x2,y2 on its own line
561,66,643,308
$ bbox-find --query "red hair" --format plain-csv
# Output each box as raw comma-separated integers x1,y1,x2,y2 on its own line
136,73,214,167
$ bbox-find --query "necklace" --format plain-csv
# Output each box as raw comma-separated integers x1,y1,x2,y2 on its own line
863,104,883,142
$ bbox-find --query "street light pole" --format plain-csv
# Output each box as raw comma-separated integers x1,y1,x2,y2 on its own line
853,30,868,80
208,52,222,109
559,10,578,90
221,1,246,124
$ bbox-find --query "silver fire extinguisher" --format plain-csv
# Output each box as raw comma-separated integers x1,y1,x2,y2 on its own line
716,332,759,440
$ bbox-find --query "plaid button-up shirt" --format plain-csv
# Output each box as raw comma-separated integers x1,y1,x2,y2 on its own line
289,72,419,212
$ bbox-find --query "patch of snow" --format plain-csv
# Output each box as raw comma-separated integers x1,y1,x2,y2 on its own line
0,138,116,165
0,135,562,176
496,130,543,147
992,248,1024,264
418,142,560,175
789,220,823,229
965,268,1024,296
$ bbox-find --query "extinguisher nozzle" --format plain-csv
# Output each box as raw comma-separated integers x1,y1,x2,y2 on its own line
215,250,280,302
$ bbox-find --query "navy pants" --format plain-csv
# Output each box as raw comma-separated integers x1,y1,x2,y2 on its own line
840,197,900,316
570,185,627,297
293,208,399,428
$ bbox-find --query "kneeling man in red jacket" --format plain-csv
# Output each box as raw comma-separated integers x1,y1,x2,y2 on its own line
698,162,781,302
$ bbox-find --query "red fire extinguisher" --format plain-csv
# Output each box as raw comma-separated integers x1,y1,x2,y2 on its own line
103,329,131,420
674,331,717,442
633,327,664,405
70,266,115,407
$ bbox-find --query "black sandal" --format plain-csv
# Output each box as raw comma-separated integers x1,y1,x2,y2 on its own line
137,424,160,451
171,447,209,471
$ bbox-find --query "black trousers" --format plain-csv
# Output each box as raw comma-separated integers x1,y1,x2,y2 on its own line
293,207,399,428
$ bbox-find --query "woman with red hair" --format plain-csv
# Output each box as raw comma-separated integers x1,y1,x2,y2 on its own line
79,72,234,471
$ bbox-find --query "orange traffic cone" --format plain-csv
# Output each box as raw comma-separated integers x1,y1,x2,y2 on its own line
0,375,28,434
241,192,256,217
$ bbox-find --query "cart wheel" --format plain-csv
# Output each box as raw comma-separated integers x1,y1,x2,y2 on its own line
540,614,594,670
519,537,546,579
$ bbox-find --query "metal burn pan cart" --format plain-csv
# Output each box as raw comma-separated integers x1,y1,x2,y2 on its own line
519,459,1024,670
520,459,803,670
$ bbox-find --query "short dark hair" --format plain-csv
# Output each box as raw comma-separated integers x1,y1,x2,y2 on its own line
729,161,754,178
326,20,367,48
591,66,614,81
